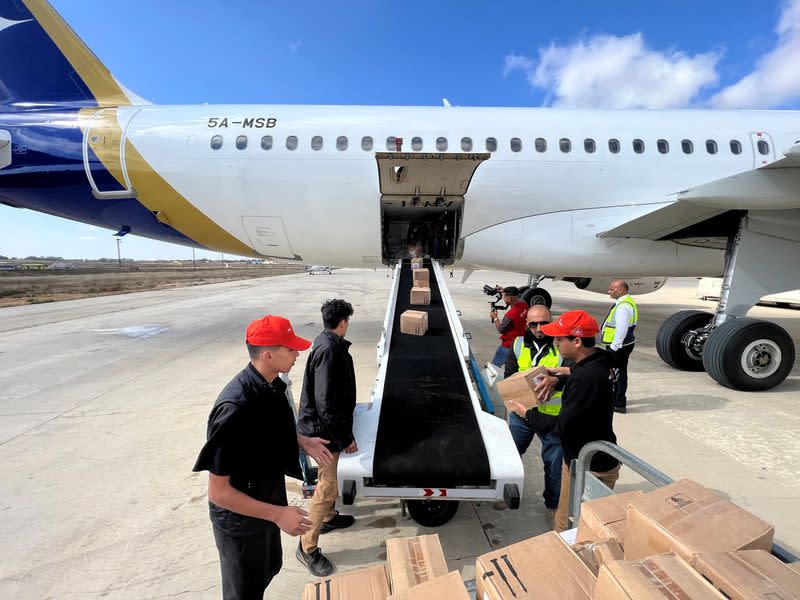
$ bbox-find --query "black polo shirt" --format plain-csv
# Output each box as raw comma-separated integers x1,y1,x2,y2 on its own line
193,363,302,536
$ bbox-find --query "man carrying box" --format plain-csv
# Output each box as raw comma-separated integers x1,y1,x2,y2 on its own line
503,305,570,525
537,310,620,532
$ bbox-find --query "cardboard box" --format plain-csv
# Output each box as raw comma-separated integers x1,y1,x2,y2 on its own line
573,539,623,576
496,365,548,412
575,490,645,544
594,554,724,599
302,564,390,600
624,479,774,562
399,310,428,336
476,531,595,599
791,562,800,575
410,257,424,269
410,287,431,305
386,534,448,594
388,571,469,599
412,268,429,286
691,550,800,600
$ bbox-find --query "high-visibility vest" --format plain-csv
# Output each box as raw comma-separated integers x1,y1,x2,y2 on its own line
602,296,639,346
512,337,562,416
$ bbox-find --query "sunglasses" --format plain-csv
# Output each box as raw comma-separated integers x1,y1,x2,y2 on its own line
528,320,550,328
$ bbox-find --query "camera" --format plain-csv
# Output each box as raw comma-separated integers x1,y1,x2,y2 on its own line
483,284,508,319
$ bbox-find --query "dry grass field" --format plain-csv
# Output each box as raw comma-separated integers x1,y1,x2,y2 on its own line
0,262,305,307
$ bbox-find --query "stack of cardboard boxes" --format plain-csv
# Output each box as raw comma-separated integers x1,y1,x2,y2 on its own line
301,479,800,599
400,260,431,337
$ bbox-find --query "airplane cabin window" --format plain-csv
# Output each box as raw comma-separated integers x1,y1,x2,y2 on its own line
411,137,423,151
361,136,373,151
311,136,323,151
436,137,448,151
261,135,273,150
608,138,620,154
584,138,596,153
633,139,645,154
535,137,547,153
559,138,571,153
461,137,473,151
729,140,742,155
657,139,669,154
386,136,396,151
286,136,298,150
510,138,522,152
236,135,248,150
706,139,718,154
486,137,497,152
210,135,223,150
336,136,348,151
757,140,770,155
682,139,694,154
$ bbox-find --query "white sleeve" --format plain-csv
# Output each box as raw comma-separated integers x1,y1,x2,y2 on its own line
611,304,632,350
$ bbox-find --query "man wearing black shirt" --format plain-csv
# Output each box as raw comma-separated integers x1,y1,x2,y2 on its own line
538,310,620,532
193,315,332,600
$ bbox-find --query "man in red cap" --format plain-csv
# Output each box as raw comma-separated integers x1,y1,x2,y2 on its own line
193,315,333,600
536,310,620,532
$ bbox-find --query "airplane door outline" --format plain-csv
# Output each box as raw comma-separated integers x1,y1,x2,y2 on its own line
82,108,140,199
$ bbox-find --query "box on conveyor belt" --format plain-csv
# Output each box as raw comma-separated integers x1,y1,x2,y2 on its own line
691,550,800,600
410,257,424,269
572,539,624,576
302,564,389,600
387,571,470,600
412,268,429,286
399,310,428,336
575,490,644,545
386,534,448,595
475,531,595,599
410,287,431,305
594,554,724,600
623,479,774,562
495,365,548,413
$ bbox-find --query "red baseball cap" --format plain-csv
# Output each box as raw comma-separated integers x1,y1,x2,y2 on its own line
246,315,311,350
540,310,600,338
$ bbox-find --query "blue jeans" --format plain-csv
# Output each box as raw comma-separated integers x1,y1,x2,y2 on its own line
491,345,510,367
508,412,563,510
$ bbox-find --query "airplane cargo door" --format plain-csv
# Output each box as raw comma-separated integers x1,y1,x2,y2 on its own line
83,108,139,198
375,152,489,265
241,216,297,259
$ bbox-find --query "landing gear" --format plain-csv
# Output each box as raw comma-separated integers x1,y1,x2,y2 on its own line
703,319,795,391
405,500,460,527
522,287,552,308
656,211,798,391
656,310,713,371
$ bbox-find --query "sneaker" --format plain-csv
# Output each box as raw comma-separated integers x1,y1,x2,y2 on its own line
296,541,334,577
613,404,627,414
320,511,355,534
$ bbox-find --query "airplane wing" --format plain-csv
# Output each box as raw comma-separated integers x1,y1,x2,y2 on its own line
601,143,800,245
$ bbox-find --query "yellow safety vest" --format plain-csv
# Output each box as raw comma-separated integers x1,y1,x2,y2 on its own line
512,337,562,416
602,296,639,346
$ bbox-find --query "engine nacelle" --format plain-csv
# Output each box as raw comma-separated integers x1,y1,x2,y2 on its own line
566,277,667,295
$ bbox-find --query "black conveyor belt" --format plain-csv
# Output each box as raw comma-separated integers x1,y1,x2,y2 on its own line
372,259,491,487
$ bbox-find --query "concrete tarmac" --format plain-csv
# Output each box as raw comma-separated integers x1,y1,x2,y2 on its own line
1,269,798,599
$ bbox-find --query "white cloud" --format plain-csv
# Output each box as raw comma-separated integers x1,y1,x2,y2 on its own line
710,0,800,108
505,33,720,109
79,236,97,241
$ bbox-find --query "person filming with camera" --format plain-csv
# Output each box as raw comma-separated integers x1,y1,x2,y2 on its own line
489,285,528,367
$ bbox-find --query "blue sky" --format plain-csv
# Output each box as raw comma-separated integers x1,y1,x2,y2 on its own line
2,0,800,259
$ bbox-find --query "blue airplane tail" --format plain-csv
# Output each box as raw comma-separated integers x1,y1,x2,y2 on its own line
0,0,133,110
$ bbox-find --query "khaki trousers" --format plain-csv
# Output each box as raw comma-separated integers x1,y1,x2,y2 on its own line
301,452,340,554
554,462,620,532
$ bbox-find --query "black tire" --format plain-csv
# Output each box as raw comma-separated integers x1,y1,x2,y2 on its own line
406,500,459,527
521,287,552,308
656,310,713,371
702,318,795,391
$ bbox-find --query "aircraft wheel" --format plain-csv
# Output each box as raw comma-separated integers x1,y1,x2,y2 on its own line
521,287,552,308
703,318,795,391
656,310,712,371
406,500,459,527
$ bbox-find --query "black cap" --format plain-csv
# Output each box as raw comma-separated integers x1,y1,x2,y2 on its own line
503,286,520,296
